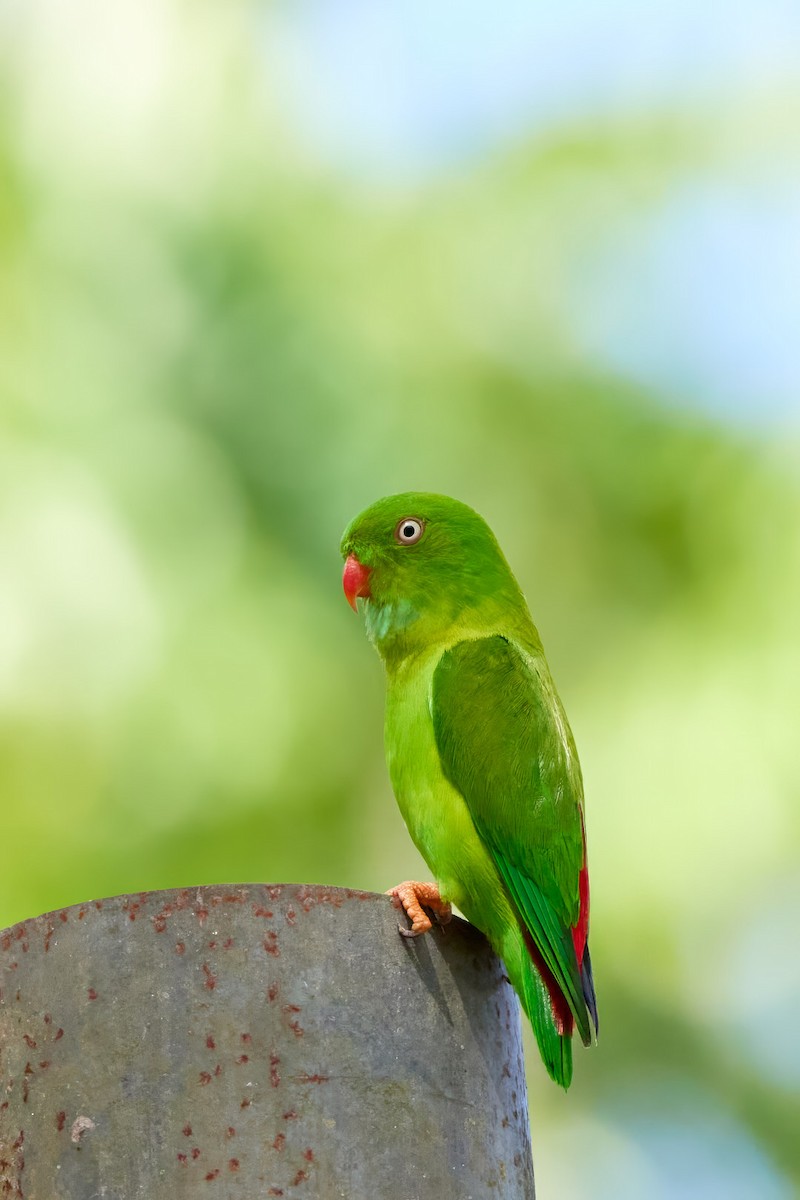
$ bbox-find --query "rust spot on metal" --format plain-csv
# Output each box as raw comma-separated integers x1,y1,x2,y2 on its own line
304,1149,314,1162
273,1133,286,1152
59,912,68,923
263,932,279,957
214,1064,222,1077
206,1036,216,1050
228,1159,240,1172
267,984,279,1002
199,1071,212,1086
38,1060,50,1070
285,908,297,926
0,933,11,951
297,1073,328,1084
268,1190,284,1197
225,1126,236,1139
43,1014,51,1025
240,1098,251,1109
24,1062,34,1076
175,942,186,955
56,1111,66,1131
292,1169,309,1186
54,1028,64,1041
195,906,209,926
205,1169,220,1181
235,1055,249,1065
202,964,217,991
241,1033,252,1043
282,1109,298,1121
253,906,274,919
191,1147,201,1160
208,941,217,950
269,1053,280,1088
267,886,283,901
183,1124,192,1137
22,1035,36,1049
223,937,234,949
177,1153,188,1166
87,988,98,1001
152,901,175,932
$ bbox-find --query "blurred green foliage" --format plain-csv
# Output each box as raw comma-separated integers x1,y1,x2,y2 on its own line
0,4,798,1196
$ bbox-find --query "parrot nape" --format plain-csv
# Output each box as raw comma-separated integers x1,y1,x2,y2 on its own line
340,492,598,1088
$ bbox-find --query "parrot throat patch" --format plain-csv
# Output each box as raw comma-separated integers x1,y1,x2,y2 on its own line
364,598,420,648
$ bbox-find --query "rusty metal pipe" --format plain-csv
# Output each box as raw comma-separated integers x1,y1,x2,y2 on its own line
1,885,535,1198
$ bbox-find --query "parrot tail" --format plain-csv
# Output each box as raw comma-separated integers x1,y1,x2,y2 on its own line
581,943,599,1036
502,927,574,1089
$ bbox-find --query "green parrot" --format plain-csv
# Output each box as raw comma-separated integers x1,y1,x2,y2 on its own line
340,492,597,1088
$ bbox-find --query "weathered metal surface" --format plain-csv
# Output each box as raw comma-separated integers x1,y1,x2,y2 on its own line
0,885,534,1199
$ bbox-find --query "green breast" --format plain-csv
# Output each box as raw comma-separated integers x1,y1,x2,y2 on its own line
384,649,444,848
383,648,496,909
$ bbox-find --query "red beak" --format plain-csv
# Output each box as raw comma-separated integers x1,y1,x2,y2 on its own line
343,554,372,612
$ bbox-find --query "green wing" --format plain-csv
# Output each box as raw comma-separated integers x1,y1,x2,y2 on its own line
431,634,591,1045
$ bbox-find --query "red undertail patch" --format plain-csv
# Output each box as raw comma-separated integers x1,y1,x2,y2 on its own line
571,861,590,967
522,928,575,1038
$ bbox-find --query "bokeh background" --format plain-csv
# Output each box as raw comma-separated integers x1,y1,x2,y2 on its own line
1,1,798,1195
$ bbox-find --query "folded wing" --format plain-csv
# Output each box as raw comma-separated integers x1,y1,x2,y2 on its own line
431,634,596,1045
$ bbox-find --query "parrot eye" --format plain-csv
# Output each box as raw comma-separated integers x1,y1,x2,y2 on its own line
395,517,424,545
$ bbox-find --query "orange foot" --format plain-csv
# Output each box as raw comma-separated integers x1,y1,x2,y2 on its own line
387,881,452,939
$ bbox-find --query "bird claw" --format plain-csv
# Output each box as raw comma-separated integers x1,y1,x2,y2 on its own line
398,923,426,939
387,880,452,940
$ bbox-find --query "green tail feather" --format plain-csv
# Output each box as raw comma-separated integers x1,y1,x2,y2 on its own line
503,928,573,1089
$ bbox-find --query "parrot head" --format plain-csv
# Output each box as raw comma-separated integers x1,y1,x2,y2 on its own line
340,492,524,656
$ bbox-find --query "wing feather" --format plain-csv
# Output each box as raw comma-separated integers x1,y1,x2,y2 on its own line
431,634,592,1044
